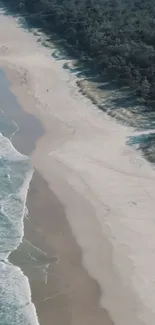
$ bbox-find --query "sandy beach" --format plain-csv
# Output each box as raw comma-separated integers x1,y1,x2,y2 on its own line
1,7,155,325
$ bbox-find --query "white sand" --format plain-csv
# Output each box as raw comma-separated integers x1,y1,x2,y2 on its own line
0,8,155,325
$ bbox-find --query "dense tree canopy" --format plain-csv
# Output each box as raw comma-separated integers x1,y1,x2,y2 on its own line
4,0,155,108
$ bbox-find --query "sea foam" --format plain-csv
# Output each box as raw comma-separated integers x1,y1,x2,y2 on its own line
0,133,40,325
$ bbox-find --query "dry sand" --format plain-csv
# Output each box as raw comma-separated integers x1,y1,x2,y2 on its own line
0,7,155,325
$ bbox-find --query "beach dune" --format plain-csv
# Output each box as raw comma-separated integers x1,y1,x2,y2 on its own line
0,8,155,325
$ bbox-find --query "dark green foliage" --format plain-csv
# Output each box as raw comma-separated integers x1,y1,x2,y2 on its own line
4,0,155,108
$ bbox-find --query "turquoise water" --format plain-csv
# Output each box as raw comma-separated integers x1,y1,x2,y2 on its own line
0,70,40,325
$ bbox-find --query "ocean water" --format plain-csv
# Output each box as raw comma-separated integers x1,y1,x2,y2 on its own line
0,69,40,324
0,134,40,325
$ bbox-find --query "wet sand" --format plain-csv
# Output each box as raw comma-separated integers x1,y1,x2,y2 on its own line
1,7,155,325
26,171,114,325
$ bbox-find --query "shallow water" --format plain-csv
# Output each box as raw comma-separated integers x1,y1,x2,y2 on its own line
0,69,40,325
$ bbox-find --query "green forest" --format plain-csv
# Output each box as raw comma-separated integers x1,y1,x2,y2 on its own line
5,0,155,109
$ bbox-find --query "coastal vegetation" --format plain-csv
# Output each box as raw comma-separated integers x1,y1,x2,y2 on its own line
4,0,155,109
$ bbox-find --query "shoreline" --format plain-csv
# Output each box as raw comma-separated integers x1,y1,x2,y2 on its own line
1,8,155,325
1,64,113,325
0,16,115,325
